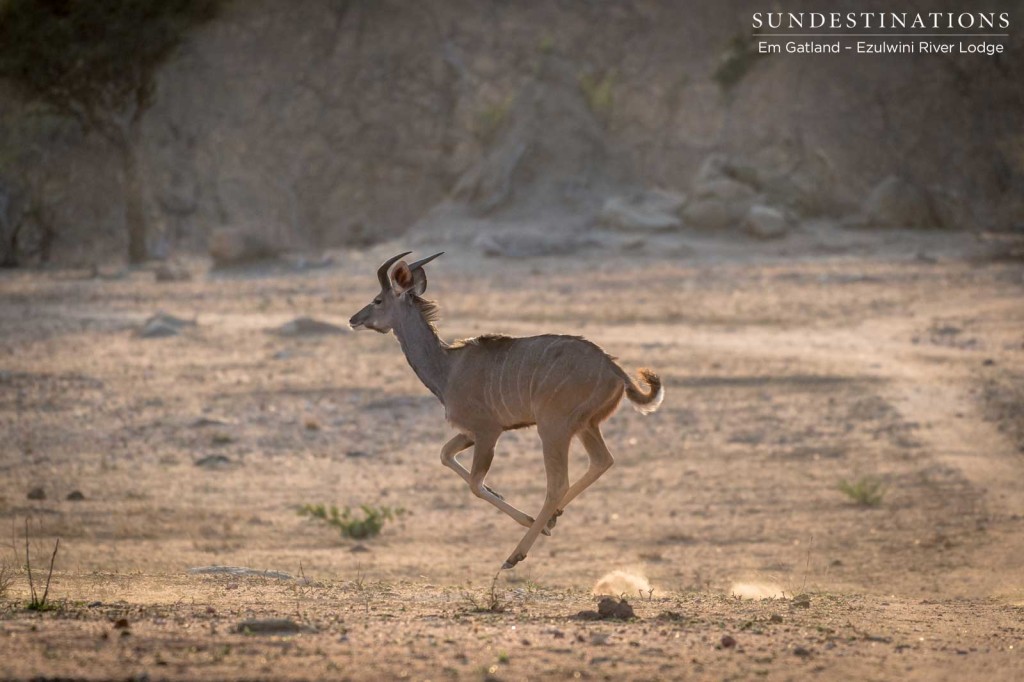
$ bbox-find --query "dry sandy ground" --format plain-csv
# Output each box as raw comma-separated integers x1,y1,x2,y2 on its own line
0,232,1022,680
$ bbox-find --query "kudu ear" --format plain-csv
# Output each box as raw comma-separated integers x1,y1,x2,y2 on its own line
406,251,443,296
393,251,443,297
390,260,416,295
409,268,428,296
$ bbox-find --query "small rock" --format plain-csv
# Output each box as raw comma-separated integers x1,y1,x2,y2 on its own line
346,450,370,459
793,646,812,657
190,416,231,428
575,609,602,621
769,613,784,624
597,597,635,620
188,566,293,580
113,618,130,629
139,320,179,338
66,490,86,501
657,611,686,622
27,487,45,500
234,618,305,635
791,596,811,609
982,358,995,366
194,454,233,469
744,204,791,240
154,263,192,282
210,432,234,446
349,544,371,553
576,597,636,621
271,317,346,337
720,635,737,648
138,312,195,339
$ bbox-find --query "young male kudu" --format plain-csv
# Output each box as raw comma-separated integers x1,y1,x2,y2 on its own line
349,252,663,569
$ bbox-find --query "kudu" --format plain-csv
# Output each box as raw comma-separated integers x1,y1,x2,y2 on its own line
349,252,663,569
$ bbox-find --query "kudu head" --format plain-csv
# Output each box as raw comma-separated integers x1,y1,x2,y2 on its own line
348,251,444,333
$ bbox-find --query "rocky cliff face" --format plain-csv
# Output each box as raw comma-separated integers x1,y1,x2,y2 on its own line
3,0,1022,263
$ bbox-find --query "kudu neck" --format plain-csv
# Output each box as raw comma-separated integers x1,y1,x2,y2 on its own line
392,302,449,404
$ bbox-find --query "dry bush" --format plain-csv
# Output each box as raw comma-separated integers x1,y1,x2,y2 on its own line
0,558,14,599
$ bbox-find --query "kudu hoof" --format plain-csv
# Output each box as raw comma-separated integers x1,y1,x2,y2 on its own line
546,509,563,530
501,553,527,570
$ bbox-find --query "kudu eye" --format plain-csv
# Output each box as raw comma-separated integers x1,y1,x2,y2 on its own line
373,297,382,305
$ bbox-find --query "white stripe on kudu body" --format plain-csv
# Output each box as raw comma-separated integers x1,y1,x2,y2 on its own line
348,253,665,571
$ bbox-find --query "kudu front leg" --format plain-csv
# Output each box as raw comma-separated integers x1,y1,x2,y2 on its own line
441,431,546,534
440,434,503,499
502,426,571,569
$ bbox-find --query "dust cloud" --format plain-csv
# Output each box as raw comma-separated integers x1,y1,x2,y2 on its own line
592,569,652,597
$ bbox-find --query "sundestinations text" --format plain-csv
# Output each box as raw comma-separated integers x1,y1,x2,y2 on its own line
752,12,1010,30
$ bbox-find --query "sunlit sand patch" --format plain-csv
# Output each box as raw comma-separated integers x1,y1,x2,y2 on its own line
730,581,787,600
592,569,651,597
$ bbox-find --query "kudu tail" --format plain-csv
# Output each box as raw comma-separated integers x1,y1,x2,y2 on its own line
624,368,664,415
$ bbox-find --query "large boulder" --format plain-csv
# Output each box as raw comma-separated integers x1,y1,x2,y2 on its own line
861,176,940,229
208,227,282,267
473,228,588,258
598,189,685,232
744,204,791,239
682,177,756,231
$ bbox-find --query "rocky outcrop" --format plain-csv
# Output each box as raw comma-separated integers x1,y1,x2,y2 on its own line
448,55,633,223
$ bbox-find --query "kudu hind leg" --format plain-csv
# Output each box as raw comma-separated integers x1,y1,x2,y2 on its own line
558,424,614,512
502,425,571,569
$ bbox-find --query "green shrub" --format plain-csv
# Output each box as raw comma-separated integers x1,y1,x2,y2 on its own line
475,97,512,143
837,477,886,507
579,70,616,120
713,32,763,91
298,503,407,540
